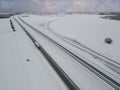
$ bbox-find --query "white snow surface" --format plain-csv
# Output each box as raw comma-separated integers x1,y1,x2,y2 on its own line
0,17,67,90
0,18,12,32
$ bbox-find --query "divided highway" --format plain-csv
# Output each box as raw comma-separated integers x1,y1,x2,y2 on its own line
12,15,120,90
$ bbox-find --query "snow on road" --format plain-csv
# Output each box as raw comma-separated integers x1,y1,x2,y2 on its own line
20,13,120,76
16,15,116,90
0,17,68,90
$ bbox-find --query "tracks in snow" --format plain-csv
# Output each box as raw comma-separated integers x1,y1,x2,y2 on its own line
14,17,80,90
14,15,120,90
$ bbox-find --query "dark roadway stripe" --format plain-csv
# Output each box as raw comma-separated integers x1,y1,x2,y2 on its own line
10,19,16,32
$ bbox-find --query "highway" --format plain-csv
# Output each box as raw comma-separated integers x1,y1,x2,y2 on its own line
9,15,120,90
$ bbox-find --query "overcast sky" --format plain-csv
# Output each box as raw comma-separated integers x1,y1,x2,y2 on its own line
0,0,120,13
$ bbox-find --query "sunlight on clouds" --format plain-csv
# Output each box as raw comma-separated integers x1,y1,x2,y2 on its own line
33,0,39,3
44,1,55,11
27,0,120,12
70,0,90,12
41,0,71,12
0,0,119,13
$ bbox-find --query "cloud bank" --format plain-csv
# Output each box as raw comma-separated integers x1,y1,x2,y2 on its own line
0,0,120,13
